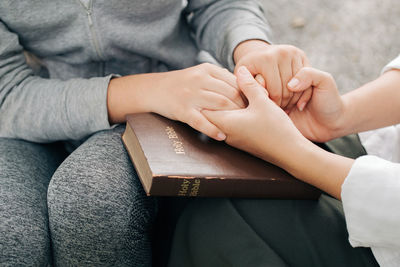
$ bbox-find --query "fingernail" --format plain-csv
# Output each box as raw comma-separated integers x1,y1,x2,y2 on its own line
288,78,300,89
237,66,248,75
217,132,226,141
298,102,306,111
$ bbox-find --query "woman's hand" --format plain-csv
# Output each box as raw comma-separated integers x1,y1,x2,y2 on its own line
202,66,309,169
289,68,400,138
234,40,310,112
151,63,246,140
107,63,245,141
202,66,354,199
286,67,346,142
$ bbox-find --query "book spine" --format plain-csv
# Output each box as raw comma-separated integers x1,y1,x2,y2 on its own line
150,176,320,199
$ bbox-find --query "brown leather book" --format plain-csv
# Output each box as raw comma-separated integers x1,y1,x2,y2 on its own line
122,113,320,199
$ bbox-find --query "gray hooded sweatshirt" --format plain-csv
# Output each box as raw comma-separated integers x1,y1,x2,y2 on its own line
0,0,271,142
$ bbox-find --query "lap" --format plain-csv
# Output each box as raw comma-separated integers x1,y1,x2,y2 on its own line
169,195,378,267
48,125,155,222
169,135,377,267
48,125,156,266
0,138,65,188
0,138,65,266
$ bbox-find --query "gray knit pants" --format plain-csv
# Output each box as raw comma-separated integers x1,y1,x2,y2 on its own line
0,126,156,266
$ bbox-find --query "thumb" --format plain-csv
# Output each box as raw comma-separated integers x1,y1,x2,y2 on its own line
236,66,268,103
201,109,231,135
287,67,336,93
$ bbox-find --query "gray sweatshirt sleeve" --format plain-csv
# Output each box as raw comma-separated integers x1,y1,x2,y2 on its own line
186,0,272,71
0,21,112,143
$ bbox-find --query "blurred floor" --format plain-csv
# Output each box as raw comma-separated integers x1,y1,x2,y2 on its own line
260,0,400,93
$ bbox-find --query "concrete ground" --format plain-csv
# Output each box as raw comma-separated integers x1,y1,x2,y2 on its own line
260,0,400,93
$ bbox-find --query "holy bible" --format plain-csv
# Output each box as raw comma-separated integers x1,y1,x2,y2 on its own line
122,113,320,199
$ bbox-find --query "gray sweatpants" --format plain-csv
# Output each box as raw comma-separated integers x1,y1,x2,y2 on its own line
0,125,156,266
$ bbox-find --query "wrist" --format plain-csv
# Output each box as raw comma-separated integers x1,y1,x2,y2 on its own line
259,133,313,176
336,70,400,135
233,39,270,65
107,74,158,124
276,137,316,176
332,94,354,138
279,138,354,199
107,76,125,124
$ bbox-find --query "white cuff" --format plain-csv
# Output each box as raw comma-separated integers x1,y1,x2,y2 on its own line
381,54,400,74
341,155,400,248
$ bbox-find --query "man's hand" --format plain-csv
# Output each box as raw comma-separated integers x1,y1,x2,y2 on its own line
233,40,310,112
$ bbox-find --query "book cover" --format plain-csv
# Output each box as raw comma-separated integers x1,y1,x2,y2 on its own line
122,113,320,199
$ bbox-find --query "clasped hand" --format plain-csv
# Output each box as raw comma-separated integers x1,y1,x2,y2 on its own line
148,41,344,166
202,65,345,168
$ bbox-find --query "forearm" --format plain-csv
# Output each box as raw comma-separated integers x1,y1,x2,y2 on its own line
187,0,271,70
107,73,161,124
267,138,354,199
0,21,113,142
0,75,112,142
295,143,354,199
338,69,400,136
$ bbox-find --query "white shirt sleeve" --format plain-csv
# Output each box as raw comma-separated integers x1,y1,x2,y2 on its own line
341,55,400,266
342,156,400,248
341,156,400,265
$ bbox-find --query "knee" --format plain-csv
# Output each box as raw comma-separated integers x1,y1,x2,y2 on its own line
47,154,157,234
48,128,157,266
47,149,157,265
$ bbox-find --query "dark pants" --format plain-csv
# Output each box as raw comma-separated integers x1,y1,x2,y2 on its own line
167,135,379,267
